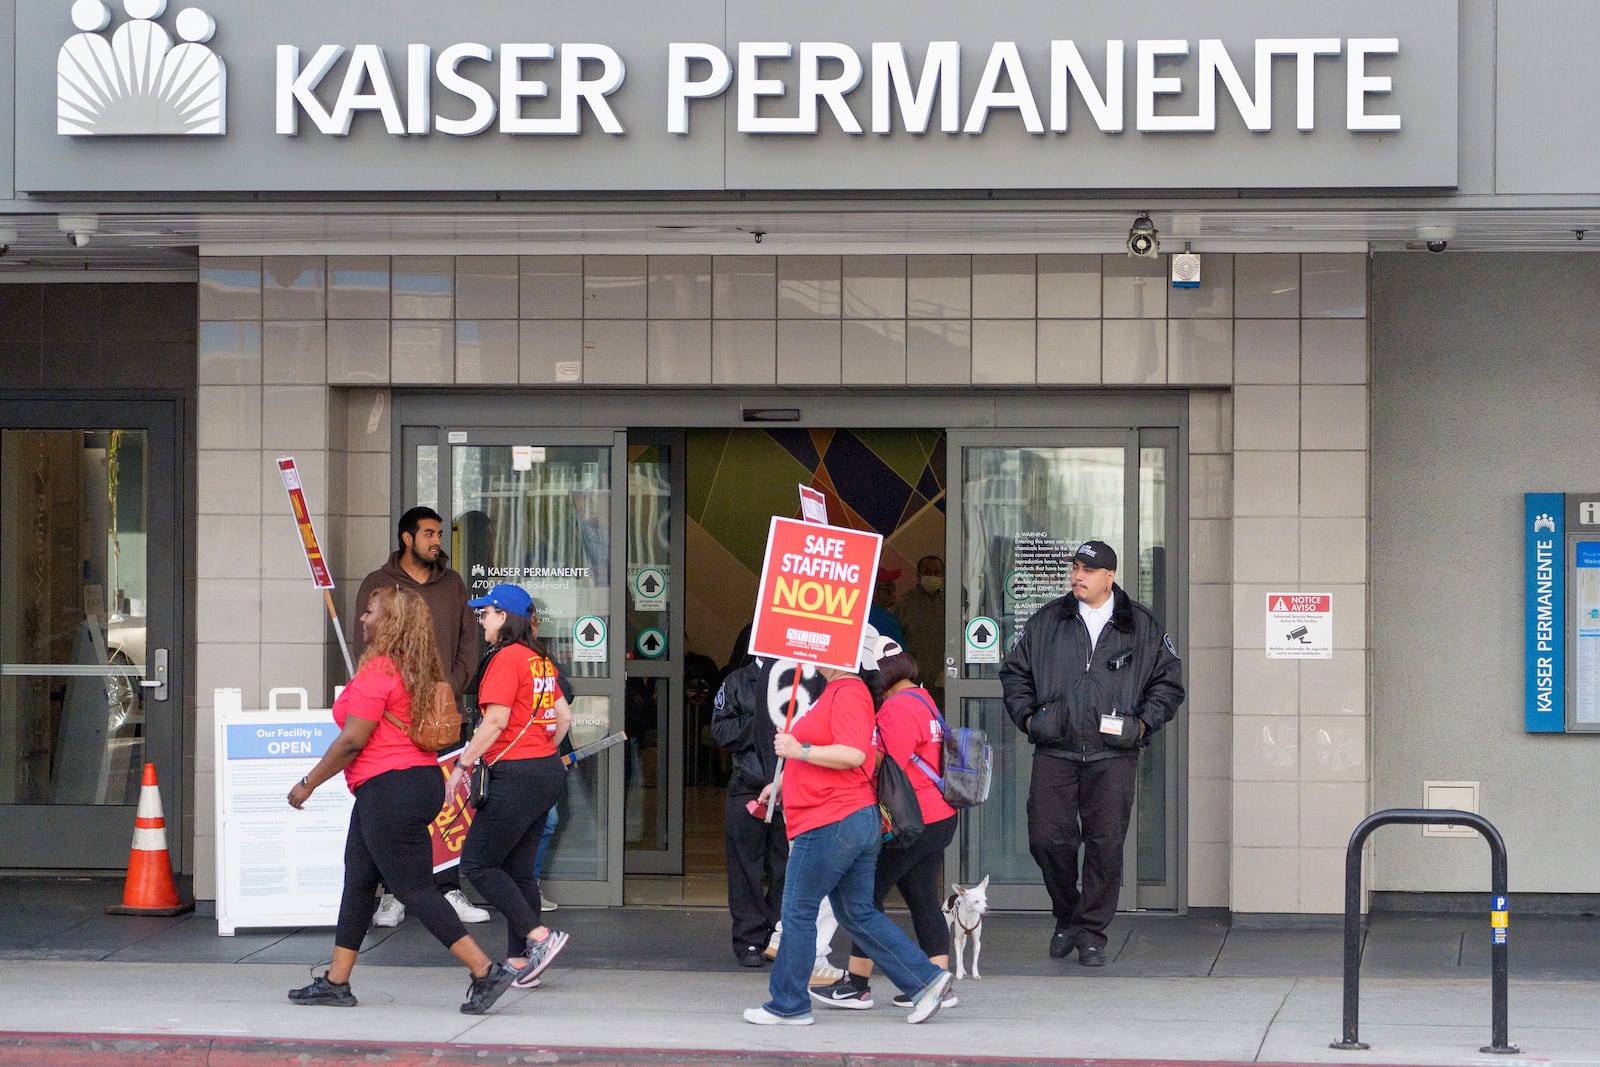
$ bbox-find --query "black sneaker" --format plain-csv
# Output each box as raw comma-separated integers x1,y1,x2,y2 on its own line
288,973,357,1008
1049,930,1074,958
810,977,873,1009
736,944,765,968
460,962,516,1015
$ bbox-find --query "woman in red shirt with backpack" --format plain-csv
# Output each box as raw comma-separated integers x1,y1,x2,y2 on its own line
286,586,514,1015
742,631,953,1027
811,637,959,1011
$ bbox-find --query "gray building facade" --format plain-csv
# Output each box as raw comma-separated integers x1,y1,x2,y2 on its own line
2,0,1596,916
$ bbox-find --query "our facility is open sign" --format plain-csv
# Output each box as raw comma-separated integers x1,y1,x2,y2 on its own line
749,517,882,671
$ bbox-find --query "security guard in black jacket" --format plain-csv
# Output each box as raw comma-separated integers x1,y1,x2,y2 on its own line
709,655,826,967
1000,540,1184,967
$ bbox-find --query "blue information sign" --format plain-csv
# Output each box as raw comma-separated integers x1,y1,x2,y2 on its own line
1525,494,1565,732
225,721,340,759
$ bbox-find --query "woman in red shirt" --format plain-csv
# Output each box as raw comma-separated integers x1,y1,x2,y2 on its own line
446,584,573,990
812,638,959,1010
742,632,953,1027
286,586,514,1014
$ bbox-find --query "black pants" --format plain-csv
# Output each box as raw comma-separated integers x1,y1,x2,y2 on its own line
724,788,788,951
1026,752,1138,951
850,813,957,960
336,765,468,953
461,754,567,957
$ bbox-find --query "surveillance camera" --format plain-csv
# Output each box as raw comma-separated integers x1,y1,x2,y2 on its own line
57,214,99,249
1127,214,1160,259
1416,225,1453,255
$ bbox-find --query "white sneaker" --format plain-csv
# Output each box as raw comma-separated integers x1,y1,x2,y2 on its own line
445,889,491,923
907,970,954,1024
743,1006,813,1026
809,961,845,987
763,924,781,961
540,896,558,912
372,894,404,928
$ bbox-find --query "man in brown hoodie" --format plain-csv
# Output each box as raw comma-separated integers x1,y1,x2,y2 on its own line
352,505,489,926
352,506,476,695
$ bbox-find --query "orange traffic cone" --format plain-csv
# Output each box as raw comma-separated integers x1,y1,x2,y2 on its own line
106,763,194,916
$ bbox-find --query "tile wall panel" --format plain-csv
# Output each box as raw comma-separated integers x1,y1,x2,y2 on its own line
193,252,1371,916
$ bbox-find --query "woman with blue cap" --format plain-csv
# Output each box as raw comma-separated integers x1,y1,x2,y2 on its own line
446,583,573,990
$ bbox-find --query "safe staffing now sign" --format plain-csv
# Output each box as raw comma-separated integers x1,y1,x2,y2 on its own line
749,517,882,671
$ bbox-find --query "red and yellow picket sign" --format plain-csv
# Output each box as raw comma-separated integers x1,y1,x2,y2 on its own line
748,517,881,672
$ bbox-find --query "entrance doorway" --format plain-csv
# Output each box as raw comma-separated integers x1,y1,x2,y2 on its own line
0,399,185,870
395,390,1184,912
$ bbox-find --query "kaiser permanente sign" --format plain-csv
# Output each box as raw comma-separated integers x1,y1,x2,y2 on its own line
13,0,1458,193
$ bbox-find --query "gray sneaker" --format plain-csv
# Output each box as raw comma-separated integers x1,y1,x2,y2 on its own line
460,962,515,1015
512,929,569,988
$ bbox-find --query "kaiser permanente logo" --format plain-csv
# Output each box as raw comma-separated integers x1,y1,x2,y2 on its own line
58,0,226,136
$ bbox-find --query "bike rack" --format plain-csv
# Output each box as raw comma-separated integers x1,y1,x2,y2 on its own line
1331,808,1518,1054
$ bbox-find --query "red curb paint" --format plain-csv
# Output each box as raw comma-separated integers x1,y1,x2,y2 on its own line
0,1034,1451,1067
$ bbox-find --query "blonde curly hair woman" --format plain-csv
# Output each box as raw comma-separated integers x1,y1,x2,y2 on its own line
287,586,517,1015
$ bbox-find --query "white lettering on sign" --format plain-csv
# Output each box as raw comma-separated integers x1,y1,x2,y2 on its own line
1534,538,1555,712
276,42,625,137
273,38,1405,138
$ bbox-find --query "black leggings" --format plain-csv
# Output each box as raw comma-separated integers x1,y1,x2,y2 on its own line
461,754,568,957
850,814,958,960
335,765,468,953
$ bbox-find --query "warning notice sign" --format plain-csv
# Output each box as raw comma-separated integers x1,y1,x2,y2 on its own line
1265,593,1333,659
748,517,882,671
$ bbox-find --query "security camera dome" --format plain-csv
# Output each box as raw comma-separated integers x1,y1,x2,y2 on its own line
58,214,99,248
1417,225,1453,254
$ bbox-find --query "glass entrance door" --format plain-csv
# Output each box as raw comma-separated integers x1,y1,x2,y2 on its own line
619,433,689,876
410,427,628,906
946,430,1181,911
0,400,183,869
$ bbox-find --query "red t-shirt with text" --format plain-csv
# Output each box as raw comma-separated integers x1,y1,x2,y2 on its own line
333,655,438,791
476,643,560,763
781,675,877,839
876,687,958,825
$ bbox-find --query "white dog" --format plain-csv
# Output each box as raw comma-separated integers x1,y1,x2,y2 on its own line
942,875,990,980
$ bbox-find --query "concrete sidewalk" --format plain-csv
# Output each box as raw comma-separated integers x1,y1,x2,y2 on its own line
0,963,1593,1066
2,879,1596,1066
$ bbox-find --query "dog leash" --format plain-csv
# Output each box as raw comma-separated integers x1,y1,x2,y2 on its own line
946,893,982,937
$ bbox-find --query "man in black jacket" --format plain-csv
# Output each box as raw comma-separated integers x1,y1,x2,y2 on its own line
709,655,827,967
999,540,1184,967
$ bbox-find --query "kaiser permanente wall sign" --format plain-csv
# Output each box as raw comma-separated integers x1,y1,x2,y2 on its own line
1523,492,1600,734
13,0,1458,193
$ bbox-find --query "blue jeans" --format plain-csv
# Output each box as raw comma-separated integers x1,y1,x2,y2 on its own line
764,804,943,1018
534,804,559,880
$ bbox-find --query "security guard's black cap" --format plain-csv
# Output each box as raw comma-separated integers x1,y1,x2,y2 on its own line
1072,540,1117,571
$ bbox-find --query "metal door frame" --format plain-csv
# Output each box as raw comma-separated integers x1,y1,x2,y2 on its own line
393,387,1186,911
622,429,687,875
397,411,628,906
0,395,184,870
944,425,1186,913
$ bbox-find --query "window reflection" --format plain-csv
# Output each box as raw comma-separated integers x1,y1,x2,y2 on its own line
1,430,147,805
961,446,1124,676
451,445,611,677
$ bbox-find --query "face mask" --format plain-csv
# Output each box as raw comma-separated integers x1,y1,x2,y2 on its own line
919,576,943,595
